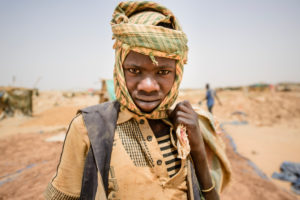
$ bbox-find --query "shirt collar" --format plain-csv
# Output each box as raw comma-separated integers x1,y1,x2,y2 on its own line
117,107,173,129
117,107,178,149
117,107,135,124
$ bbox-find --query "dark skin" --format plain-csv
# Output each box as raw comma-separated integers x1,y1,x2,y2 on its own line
123,51,219,200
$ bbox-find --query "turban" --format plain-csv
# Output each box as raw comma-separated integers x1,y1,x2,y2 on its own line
111,1,188,119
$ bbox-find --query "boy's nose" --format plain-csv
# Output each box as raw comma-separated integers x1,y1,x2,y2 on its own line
137,76,159,93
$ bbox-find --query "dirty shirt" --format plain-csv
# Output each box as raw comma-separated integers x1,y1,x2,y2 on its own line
46,108,188,200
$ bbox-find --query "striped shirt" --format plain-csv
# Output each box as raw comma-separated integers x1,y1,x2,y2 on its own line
156,134,181,178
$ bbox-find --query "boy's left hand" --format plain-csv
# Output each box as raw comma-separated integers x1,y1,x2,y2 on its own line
168,100,206,156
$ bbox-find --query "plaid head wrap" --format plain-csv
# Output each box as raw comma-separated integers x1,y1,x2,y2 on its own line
111,1,188,119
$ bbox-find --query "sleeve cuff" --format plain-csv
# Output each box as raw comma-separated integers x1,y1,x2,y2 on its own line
44,183,80,200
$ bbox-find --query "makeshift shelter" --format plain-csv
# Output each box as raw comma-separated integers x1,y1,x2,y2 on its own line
277,82,300,92
248,83,271,92
0,87,33,119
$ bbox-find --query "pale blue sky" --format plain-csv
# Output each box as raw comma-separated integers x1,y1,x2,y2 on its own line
1,0,299,90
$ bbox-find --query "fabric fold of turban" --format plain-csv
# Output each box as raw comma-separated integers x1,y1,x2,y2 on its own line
111,1,188,119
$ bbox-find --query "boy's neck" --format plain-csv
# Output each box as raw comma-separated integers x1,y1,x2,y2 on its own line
147,119,170,138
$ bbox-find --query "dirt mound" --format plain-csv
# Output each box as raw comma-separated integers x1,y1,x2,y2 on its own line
22,106,79,127
0,132,62,200
221,134,298,200
218,91,300,126
179,90,300,127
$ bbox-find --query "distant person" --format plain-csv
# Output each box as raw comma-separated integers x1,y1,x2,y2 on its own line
199,84,222,113
45,2,231,200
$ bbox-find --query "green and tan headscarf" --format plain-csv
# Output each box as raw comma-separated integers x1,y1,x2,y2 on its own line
111,1,188,119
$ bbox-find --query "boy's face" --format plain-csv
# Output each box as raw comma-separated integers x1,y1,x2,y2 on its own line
123,51,176,113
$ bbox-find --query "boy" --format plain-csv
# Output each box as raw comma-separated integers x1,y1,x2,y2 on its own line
45,1,231,199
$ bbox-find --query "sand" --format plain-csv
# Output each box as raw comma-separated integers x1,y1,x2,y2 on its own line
224,122,300,191
0,89,299,199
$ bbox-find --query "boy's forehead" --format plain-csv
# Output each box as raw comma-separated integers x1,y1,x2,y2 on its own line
123,51,176,67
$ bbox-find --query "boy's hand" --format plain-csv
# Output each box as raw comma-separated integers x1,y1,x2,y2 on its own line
168,101,219,199
168,100,206,156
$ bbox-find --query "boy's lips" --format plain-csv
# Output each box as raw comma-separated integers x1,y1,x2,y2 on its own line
135,98,161,102
133,98,162,112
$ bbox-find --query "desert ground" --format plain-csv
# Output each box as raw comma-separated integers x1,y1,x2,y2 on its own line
0,89,300,199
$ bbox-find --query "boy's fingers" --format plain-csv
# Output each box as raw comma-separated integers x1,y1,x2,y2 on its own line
167,109,173,117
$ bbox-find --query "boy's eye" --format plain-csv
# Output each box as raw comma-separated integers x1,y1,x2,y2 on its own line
157,70,170,75
128,68,140,74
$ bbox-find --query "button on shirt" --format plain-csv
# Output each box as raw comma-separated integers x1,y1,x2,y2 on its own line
147,135,152,141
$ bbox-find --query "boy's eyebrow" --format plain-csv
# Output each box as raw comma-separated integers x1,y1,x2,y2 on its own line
157,65,174,68
123,64,140,68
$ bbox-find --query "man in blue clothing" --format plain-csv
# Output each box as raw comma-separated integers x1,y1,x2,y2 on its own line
199,83,222,113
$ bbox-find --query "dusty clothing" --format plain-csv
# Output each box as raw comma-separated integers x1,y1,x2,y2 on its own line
46,105,188,199
156,134,181,178
45,101,231,200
